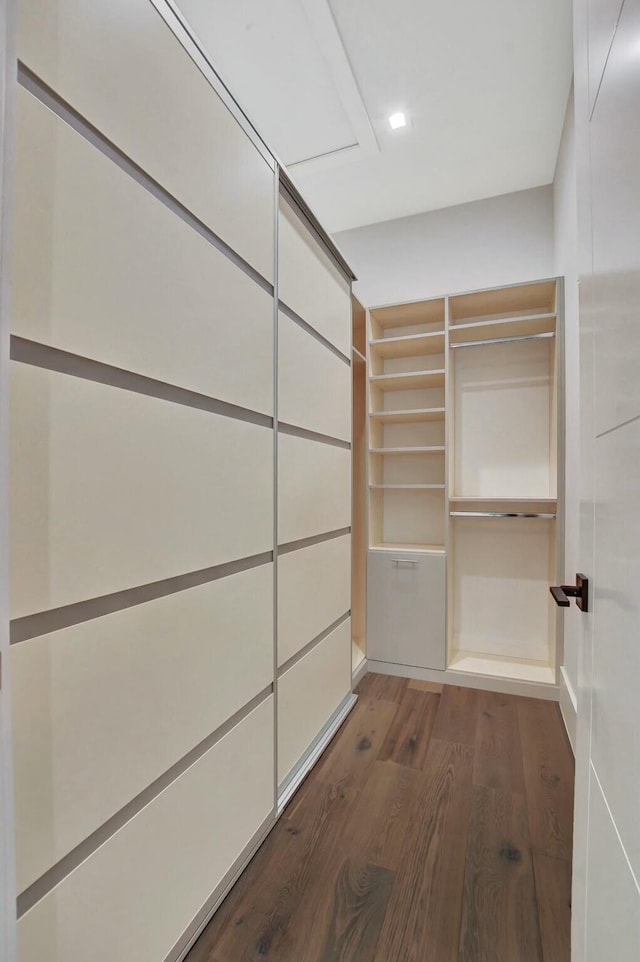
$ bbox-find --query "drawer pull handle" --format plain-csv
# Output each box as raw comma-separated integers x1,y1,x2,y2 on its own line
392,559,419,567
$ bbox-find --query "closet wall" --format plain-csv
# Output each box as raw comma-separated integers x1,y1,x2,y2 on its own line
6,2,353,960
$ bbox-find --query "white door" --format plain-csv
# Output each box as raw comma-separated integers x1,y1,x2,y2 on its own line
571,0,640,958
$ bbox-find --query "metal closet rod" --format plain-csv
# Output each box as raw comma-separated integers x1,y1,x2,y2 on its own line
450,511,556,519
450,331,555,349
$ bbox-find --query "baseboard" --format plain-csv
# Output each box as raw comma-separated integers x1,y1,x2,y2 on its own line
277,692,358,814
559,665,577,753
352,656,368,687
367,659,560,702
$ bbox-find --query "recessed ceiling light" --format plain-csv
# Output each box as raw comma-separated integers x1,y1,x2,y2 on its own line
389,112,406,130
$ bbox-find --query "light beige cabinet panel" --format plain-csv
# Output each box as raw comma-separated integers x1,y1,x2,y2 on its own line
278,311,351,441
9,364,273,617
18,0,274,279
278,535,351,666
367,549,446,669
12,89,273,415
278,199,351,356
278,619,351,784
17,698,274,962
278,434,351,545
12,563,273,892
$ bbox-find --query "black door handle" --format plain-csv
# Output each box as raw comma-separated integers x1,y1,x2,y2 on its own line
550,574,589,612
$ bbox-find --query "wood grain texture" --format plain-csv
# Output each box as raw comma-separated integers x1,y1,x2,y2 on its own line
317,858,394,962
473,690,526,794
517,698,575,860
431,684,479,746
408,679,443,693
373,739,475,962
459,786,542,962
378,689,440,769
185,679,573,962
534,853,572,962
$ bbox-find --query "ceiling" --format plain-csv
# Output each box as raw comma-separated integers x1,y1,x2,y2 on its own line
175,0,573,233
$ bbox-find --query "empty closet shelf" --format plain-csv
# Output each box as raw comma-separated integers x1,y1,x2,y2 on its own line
370,370,445,391
448,312,556,344
369,331,445,358
370,541,446,554
370,408,445,423
370,446,445,455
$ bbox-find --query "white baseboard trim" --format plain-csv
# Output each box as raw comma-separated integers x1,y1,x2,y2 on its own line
559,665,577,753
277,692,358,814
352,656,368,687
367,659,559,702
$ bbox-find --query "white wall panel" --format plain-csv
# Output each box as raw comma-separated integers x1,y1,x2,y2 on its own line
278,620,351,784
278,434,350,545
17,0,274,279
278,199,351,356
278,311,350,441
10,364,273,617
12,89,273,415
12,563,273,892
17,698,274,962
278,535,350,666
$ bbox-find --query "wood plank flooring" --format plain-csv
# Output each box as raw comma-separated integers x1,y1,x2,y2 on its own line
186,674,574,962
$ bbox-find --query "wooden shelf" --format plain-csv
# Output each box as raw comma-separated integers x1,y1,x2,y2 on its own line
449,313,556,344
371,446,445,456
370,484,445,490
370,541,446,554
370,331,445,358
449,497,557,513
370,408,445,424
370,370,445,391
448,281,557,324
370,298,445,332
448,651,555,685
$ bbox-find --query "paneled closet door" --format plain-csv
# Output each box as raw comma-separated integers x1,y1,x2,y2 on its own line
277,193,353,793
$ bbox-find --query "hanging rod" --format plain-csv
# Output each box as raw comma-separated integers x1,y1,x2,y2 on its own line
450,331,556,349
450,511,556,519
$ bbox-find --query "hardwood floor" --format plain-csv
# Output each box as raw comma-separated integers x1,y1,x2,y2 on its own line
186,674,574,962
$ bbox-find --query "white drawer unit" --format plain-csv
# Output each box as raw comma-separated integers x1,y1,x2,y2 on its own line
366,549,446,670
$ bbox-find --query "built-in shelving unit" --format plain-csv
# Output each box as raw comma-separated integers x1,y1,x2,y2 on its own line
365,279,562,690
367,298,447,554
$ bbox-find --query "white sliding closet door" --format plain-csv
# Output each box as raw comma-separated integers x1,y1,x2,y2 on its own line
277,194,353,792
9,2,278,959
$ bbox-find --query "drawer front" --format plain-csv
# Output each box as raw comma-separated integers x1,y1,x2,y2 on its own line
367,551,446,669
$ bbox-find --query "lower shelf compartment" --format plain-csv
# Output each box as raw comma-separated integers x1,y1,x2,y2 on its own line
448,651,555,685
370,541,445,554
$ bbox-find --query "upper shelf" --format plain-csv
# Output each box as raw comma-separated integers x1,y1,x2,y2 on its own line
370,370,445,391
449,312,556,345
370,298,445,333
448,280,556,325
370,408,445,424
370,331,445,358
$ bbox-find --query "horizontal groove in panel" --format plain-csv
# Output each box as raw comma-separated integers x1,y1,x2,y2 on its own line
17,686,273,917
11,551,273,644
278,527,351,555
13,86,274,415
277,611,351,676
17,63,273,295
278,421,351,449
11,337,273,429
278,300,351,365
